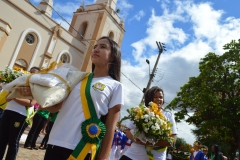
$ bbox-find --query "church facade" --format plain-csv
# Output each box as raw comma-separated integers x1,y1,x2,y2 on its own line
0,0,125,72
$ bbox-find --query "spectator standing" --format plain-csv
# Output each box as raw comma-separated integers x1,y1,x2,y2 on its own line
201,145,209,160
39,112,59,149
24,110,50,150
211,144,224,160
190,141,204,160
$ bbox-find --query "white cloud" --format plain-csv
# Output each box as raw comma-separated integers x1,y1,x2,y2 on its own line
130,10,145,21
131,9,188,61
170,40,213,63
116,0,133,18
184,1,240,54
188,2,223,39
54,18,72,30
54,2,79,15
51,0,95,30
177,120,196,144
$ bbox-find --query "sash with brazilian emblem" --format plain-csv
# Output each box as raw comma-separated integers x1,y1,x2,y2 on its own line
68,73,106,160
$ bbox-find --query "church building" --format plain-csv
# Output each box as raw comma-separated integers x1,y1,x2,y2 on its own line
0,0,125,72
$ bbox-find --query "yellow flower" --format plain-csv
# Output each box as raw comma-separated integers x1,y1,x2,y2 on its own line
13,67,30,74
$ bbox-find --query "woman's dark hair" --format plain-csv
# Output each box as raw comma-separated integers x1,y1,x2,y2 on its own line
144,86,164,106
30,66,40,71
212,144,220,160
92,36,121,82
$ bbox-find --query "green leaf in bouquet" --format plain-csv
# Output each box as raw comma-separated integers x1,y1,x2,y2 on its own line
118,115,131,127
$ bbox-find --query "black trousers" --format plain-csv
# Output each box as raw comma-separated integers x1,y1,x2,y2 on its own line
119,155,133,160
40,121,54,147
0,108,4,129
0,110,26,160
0,108,4,118
24,114,47,148
44,145,91,160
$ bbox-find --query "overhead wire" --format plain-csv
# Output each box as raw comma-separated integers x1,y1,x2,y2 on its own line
158,68,195,77
159,76,189,84
131,68,192,84
155,70,190,82
121,72,143,92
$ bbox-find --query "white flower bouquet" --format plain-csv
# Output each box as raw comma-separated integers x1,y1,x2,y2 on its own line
0,63,88,108
0,66,28,84
119,102,174,145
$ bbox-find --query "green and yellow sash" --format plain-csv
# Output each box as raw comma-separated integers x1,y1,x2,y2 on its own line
0,101,7,110
68,73,106,160
0,90,9,107
146,146,167,160
25,106,35,125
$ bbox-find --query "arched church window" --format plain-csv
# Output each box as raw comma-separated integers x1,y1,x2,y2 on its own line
60,53,70,63
109,32,114,39
79,22,88,39
25,34,35,44
15,59,28,70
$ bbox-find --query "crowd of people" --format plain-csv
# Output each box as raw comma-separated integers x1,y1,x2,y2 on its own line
189,141,228,160
0,36,182,160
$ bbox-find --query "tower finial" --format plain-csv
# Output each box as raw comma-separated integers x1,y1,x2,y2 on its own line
96,0,117,11
120,18,125,28
38,0,53,17
77,1,85,12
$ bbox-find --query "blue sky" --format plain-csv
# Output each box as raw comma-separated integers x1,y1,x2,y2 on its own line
30,0,240,145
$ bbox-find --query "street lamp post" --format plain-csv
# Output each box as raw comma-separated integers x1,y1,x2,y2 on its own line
140,41,166,104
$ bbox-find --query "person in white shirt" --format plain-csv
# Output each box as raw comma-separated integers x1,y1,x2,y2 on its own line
190,141,204,160
120,86,177,160
16,36,124,160
0,67,39,160
201,145,209,160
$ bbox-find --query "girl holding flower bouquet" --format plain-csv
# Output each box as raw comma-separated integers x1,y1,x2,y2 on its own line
120,86,177,160
16,36,124,160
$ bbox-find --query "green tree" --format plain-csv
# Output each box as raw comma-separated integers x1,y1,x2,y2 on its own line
175,137,187,151
166,39,240,160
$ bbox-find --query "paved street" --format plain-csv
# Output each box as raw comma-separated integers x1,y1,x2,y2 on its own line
16,142,46,160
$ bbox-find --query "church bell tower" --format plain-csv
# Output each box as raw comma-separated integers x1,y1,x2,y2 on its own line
68,0,125,72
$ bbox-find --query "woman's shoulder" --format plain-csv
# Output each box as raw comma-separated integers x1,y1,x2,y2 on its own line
94,76,123,87
162,110,173,118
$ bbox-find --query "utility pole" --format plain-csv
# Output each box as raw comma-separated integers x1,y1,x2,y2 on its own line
140,41,166,104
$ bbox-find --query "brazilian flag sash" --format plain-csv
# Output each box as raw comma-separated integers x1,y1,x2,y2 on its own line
0,91,8,110
68,73,106,160
0,102,7,108
25,106,35,125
